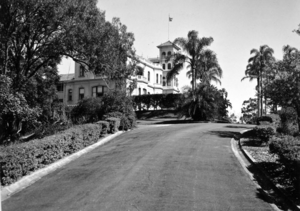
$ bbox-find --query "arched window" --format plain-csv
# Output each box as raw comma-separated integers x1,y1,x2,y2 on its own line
162,64,165,69
79,88,85,100
162,52,166,57
168,63,172,69
138,87,141,95
167,51,172,56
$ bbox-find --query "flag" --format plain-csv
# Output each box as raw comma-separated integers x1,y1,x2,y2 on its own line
169,17,173,22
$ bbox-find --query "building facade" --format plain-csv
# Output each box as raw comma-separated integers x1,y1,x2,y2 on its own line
57,41,182,105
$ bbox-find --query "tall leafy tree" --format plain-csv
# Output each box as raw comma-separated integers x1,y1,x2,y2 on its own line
167,30,214,91
266,46,300,131
187,49,223,85
242,45,274,117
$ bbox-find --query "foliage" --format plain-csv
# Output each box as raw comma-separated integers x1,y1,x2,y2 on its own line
0,124,103,186
103,111,135,131
96,121,109,136
0,75,41,143
0,0,135,139
269,135,300,192
256,116,273,125
241,97,257,124
252,126,275,144
71,97,102,124
177,84,231,121
242,45,275,117
132,94,182,111
105,117,120,134
167,30,216,91
265,46,300,131
276,107,299,136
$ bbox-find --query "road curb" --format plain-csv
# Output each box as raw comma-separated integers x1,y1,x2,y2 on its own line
231,137,281,211
1,130,125,201
237,132,300,211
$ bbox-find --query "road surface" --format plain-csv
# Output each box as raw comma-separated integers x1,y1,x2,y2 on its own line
3,123,274,211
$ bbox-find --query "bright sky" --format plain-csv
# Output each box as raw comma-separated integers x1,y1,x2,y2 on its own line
58,0,300,117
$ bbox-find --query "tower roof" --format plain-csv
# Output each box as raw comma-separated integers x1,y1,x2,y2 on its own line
157,41,180,50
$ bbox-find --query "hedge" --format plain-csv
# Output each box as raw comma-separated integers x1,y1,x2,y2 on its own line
132,94,182,111
0,124,103,186
96,121,109,136
105,117,120,134
269,135,300,192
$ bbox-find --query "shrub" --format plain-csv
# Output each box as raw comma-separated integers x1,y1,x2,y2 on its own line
0,124,102,186
256,116,273,125
103,111,136,131
33,122,72,139
269,135,300,192
252,126,275,144
105,117,120,134
278,107,299,135
96,121,109,137
71,98,102,124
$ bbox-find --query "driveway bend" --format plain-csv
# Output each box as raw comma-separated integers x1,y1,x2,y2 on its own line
3,123,273,211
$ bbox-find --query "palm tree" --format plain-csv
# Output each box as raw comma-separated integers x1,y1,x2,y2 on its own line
167,30,214,92
187,49,223,85
242,45,274,117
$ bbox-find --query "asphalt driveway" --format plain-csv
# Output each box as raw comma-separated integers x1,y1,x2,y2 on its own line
3,123,273,211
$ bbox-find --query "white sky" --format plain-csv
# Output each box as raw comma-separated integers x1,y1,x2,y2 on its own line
58,0,300,117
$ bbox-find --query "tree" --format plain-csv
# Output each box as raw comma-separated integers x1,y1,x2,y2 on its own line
265,46,300,131
241,97,257,124
187,49,223,85
0,0,135,140
242,45,274,117
177,84,231,121
167,30,214,92
0,75,41,142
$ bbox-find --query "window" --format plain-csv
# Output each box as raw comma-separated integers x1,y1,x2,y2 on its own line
163,77,166,86
148,92,150,95
156,74,158,83
168,63,172,69
148,71,150,82
162,64,165,69
138,87,141,95
92,86,103,97
79,88,84,100
79,65,85,77
162,52,166,57
68,89,72,101
143,88,147,95
167,51,172,56
160,75,162,84
56,84,63,92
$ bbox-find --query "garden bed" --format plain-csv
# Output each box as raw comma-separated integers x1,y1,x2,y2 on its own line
241,139,300,206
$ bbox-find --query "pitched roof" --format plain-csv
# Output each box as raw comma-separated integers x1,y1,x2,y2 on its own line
157,41,180,50
59,74,74,81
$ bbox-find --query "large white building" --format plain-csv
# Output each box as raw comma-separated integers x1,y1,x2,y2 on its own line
57,41,183,105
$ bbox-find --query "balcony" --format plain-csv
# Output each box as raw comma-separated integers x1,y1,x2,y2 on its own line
136,75,148,84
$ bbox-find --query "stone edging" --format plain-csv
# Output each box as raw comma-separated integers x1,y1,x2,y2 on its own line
1,130,125,201
238,129,300,211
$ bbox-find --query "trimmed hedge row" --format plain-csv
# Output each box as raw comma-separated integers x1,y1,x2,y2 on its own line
0,120,121,186
132,94,182,111
269,135,300,192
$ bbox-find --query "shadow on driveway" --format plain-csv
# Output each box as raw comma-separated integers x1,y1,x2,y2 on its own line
208,130,242,140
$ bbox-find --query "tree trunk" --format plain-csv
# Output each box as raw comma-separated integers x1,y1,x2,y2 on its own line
257,78,260,117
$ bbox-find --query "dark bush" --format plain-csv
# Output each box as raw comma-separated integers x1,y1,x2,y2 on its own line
132,94,182,111
278,107,299,135
71,98,102,124
256,116,273,125
96,121,109,136
33,122,72,139
0,124,102,186
252,126,275,144
269,135,300,192
105,117,120,134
